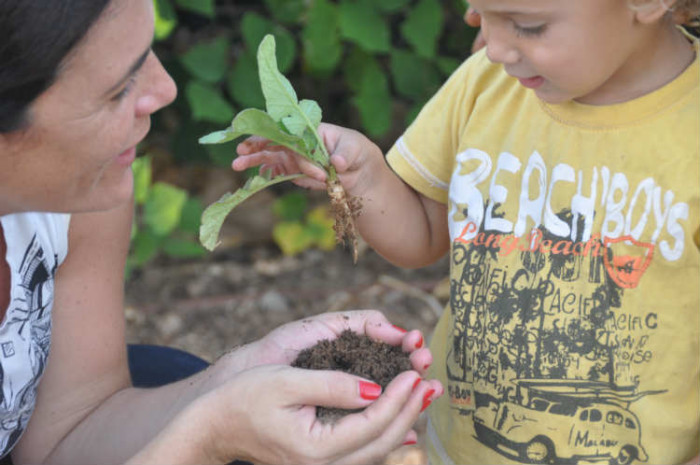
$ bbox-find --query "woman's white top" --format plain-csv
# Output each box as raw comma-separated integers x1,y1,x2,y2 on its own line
0,212,70,457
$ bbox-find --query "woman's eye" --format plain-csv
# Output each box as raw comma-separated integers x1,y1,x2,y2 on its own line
112,76,137,101
514,23,547,37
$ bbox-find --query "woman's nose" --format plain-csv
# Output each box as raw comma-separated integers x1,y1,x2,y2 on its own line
135,53,177,117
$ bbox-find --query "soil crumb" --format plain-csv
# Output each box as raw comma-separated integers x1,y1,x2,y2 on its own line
292,329,412,422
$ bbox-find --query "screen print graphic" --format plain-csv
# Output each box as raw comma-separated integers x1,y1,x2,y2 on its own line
444,149,687,465
0,235,56,457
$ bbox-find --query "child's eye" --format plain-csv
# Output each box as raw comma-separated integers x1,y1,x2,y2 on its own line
513,23,547,38
112,76,137,101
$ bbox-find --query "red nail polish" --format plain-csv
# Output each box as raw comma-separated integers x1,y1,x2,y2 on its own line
403,440,417,446
392,324,407,333
423,363,431,371
359,381,382,400
421,389,435,412
412,378,422,390
415,335,424,349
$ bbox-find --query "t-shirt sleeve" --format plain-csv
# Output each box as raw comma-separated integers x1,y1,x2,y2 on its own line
386,51,486,204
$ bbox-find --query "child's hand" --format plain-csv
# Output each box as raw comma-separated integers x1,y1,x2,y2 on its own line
233,123,385,198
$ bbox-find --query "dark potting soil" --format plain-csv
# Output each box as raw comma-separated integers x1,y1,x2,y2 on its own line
292,329,412,423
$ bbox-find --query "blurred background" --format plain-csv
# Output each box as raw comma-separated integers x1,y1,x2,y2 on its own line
125,3,478,460
128,0,478,278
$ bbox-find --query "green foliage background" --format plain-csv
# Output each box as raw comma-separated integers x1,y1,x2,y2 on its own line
131,0,478,270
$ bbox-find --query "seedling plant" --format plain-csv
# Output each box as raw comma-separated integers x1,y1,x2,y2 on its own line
199,35,361,262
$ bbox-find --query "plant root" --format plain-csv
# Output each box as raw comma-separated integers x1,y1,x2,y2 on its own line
327,178,362,263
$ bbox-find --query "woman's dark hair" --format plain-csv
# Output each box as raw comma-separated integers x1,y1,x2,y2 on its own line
0,0,112,133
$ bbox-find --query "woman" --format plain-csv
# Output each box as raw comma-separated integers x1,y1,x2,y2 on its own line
0,0,442,464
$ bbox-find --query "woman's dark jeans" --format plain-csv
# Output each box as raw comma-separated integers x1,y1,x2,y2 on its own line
127,344,210,387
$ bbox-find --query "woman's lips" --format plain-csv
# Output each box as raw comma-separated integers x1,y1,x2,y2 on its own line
518,76,545,89
116,146,136,166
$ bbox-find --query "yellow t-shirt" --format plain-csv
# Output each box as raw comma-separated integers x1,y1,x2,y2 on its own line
386,43,700,464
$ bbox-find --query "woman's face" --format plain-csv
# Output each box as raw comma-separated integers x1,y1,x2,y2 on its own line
0,0,176,215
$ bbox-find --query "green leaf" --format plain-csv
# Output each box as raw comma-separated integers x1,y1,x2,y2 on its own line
144,182,188,237
162,237,207,258
272,192,308,221
153,0,178,41
285,99,322,136
179,36,229,83
342,48,373,94
302,0,342,74
257,35,328,164
390,49,443,100
174,0,214,18
199,108,309,157
436,56,462,76
227,51,265,110
339,0,391,53
185,81,235,125
199,172,303,251
400,0,444,58
376,0,411,12
263,0,306,24
206,143,238,167
306,206,336,251
132,156,152,205
353,58,392,137
241,13,297,73
272,221,314,256
179,197,204,234
129,229,162,267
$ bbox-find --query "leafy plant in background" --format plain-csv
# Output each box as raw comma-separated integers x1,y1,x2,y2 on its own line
153,0,473,155
199,35,361,261
272,193,337,256
127,156,207,276
139,0,476,262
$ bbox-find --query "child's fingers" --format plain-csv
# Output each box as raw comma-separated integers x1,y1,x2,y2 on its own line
236,136,273,155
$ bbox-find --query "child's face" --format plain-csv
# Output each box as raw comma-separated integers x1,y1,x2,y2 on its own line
469,0,650,104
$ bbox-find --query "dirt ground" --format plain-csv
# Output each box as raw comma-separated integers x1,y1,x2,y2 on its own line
124,225,450,464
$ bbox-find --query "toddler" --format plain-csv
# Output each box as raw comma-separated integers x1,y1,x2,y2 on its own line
234,0,700,463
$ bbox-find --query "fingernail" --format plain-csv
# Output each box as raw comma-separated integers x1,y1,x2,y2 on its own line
423,362,431,371
412,378,422,390
415,335,424,349
392,324,407,333
359,381,382,400
421,389,436,412
403,440,417,446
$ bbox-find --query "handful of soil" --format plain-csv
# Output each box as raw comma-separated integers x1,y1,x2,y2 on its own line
292,330,412,423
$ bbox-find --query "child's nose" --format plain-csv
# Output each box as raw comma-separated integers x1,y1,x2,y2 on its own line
483,26,519,65
135,54,177,117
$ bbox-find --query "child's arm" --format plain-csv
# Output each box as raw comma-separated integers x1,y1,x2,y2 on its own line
234,123,450,268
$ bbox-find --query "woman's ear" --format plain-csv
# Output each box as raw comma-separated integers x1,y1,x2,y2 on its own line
632,0,675,24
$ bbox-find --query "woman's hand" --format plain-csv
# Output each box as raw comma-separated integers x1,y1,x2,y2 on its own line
246,310,433,376
187,364,440,465
174,310,441,464
233,123,386,199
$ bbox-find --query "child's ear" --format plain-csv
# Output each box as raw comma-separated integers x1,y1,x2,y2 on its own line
632,0,675,24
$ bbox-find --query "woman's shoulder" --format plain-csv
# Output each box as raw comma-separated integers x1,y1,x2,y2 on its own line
1,212,71,262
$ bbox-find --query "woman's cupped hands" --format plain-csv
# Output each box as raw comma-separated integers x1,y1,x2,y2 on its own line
186,310,443,465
